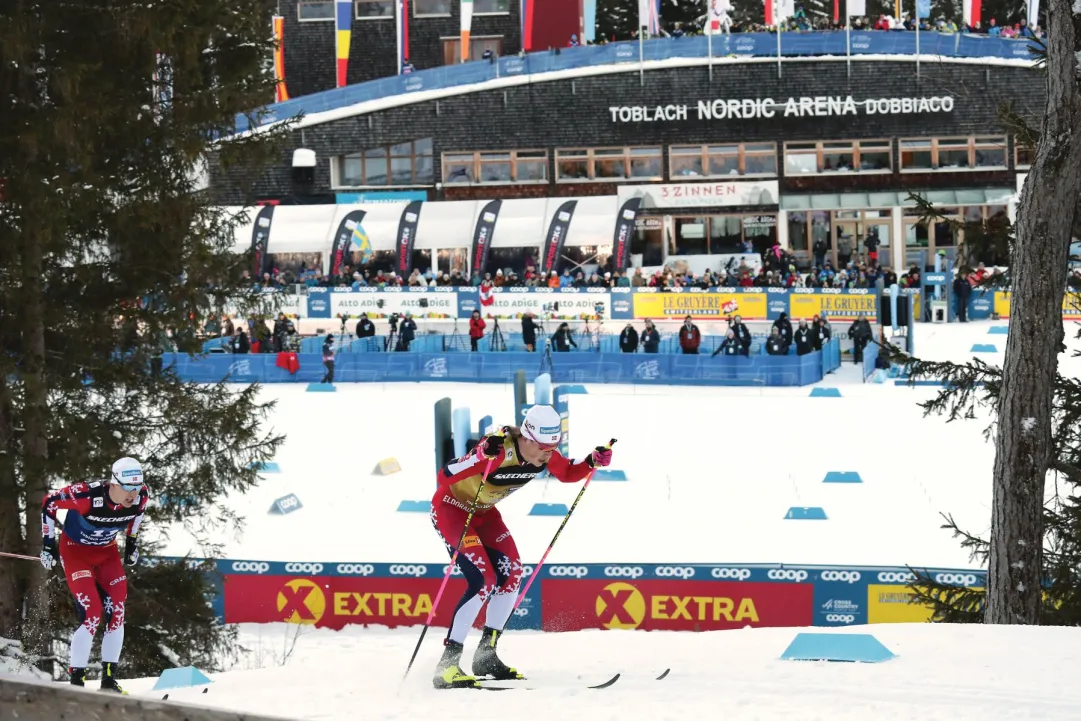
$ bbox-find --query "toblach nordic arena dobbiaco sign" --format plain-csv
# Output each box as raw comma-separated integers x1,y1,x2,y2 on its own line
608,95,956,122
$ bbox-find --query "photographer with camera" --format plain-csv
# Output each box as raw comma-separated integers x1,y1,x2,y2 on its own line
521,312,538,352
321,334,335,384
355,313,375,339
396,311,418,352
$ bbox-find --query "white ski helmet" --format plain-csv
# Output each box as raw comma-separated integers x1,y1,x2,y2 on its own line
111,457,145,488
521,405,562,448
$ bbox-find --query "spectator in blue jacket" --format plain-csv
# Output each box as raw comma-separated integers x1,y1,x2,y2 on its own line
640,320,660,353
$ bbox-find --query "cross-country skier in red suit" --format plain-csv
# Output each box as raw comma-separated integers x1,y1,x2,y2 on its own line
430,404,613,689
40,457,149,694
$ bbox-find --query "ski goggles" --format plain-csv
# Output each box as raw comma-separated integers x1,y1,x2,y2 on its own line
112,473,145,492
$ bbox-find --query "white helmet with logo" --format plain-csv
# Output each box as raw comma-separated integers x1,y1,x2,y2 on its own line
111,457,145,488
521,405,562,448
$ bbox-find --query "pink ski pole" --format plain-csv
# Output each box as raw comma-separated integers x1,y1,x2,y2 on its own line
507,439,617,622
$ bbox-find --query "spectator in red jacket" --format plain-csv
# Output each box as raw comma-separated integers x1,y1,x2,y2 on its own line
469,310,486,352
679,316,701,355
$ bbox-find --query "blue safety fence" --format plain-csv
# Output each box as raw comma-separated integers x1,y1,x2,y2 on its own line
165,342,837,386
237,32,1041,132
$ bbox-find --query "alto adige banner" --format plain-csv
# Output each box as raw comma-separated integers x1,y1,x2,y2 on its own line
305,287,459,319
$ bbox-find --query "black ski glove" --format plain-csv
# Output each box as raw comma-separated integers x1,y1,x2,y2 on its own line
40,537,60,571
124,537,140,567
478,427,509,459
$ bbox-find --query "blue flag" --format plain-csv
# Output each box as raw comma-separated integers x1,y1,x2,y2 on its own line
916,0,930,19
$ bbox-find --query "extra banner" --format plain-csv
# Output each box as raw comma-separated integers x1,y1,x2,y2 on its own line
611,198,641,270
470,199,502,277
250,204,275,279
394,200,423,277
209,561,983,632
328,210,367,277
540,200,577,274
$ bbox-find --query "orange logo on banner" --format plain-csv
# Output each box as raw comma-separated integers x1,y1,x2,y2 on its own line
277,579,327,625
595,582,646,629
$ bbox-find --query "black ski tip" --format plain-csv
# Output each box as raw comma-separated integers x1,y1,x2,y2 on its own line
202,688,208,693
656,668,670,680
162,693,169,700
590,673,620,689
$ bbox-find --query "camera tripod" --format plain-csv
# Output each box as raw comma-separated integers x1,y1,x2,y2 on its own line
446,318,467,352
490,317,506,352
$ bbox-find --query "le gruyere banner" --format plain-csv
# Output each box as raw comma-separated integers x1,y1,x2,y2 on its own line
994,291,1081,320
632,289,769,320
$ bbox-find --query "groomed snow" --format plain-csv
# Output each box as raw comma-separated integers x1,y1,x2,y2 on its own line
115,622,1081,721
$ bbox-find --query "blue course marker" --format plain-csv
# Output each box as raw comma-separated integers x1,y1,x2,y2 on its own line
810,387,842,397
530,503,570,517
780,633,895,663
785,506,828,520
397,500,431,513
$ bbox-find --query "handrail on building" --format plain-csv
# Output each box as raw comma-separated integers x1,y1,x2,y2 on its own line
236,31,1042,133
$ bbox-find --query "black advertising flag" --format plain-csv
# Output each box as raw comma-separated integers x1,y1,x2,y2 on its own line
250,204,275,278
394,200,424,277
470,199,502,277
611,197,642,270
329,209,368,276
540,200,577,275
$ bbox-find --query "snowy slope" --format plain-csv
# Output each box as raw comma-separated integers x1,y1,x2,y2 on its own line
117,622,1081,721
151,320,1056,570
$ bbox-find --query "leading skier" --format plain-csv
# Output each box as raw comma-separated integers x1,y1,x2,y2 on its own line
40,457,150,694
430,404,613,689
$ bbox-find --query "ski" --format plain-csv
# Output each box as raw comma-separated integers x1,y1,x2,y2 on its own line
656,668,670,680
473,673,620,691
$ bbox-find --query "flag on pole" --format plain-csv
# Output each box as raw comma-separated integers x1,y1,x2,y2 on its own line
396,0,411,72
638,0,660,34
706,0,731,34
916,0,930,17
460,0,474,61
1026,0,1039,27
766,0,794,25
272,15,289,102
848,0,866,17
335,0,351,87
962,0,981,26
521,0,532,51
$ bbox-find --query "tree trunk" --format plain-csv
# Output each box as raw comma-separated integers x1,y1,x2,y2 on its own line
19,233,51,653
986,0,1081,624
0,377,24,639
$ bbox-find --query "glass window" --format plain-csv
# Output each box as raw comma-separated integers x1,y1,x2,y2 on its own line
364,156,387,185
821,142,855,173
964,206,983,223
629,148,662,179
1015,142,1034,168
414,0,451,15
556,150,589,181
298,0,334,20
340,154,363,186
974,137,1007,168
479,152,512,182
900,140,933,170
859,141,892,171
744,144,778,176
415,137,433,156
706,145,740,176
389,141,412,157
475,0,510,12
709,215,743,254
516,151,548,182
743,216,777,253
937,138,970,168
390,156,413,184
784,145,818,175
674,217,709,255
670,146,704,177
355,0,394,18
787,211,809,254
443,154,474,184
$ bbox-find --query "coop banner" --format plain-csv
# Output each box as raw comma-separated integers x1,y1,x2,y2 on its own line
542,578,813,632
786,287,879,321
306,287,459,319
221,573,541,631
993,291,1081,320
630,287,771,321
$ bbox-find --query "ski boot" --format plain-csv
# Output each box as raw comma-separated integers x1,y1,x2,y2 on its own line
472,627,523,681
99,662,128,695
433,640,477,689
69,667,86,688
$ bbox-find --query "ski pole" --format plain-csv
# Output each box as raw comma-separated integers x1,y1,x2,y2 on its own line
403,451,499,681
0,551,39,562
506,439,617,624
